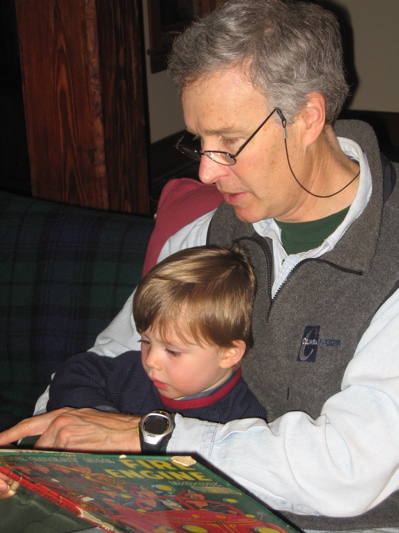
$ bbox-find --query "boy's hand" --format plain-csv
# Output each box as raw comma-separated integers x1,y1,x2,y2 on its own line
0,408,142,454
0,472,19,498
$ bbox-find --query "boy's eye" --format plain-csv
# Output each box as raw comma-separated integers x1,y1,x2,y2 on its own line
139,338,150,346
165,349,181,357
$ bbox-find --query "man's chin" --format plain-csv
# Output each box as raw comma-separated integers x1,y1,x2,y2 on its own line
232,205,264,224
222,194,265,223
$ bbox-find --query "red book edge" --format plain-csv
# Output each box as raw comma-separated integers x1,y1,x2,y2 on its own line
0,465,118,533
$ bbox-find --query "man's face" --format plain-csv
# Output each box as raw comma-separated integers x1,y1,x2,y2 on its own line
181,68,308,223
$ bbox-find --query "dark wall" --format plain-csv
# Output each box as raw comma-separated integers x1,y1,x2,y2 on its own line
0,0,30,195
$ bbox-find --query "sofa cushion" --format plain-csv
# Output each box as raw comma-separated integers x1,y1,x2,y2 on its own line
0,191,154,430
142,178,223,275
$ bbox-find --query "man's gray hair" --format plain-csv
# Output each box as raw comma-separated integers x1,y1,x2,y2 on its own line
167,0,349,124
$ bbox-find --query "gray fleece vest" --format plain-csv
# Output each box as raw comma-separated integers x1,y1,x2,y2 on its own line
207,120,399,530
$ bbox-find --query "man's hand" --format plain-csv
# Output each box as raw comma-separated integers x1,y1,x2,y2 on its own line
0,408,142,453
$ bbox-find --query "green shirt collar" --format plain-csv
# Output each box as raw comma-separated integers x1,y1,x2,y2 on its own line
274,206,350,254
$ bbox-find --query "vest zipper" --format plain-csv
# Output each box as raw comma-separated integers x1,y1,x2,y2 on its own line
235,235,363,322
233,234,274,319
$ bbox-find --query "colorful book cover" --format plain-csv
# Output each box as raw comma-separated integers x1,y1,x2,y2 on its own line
0,450,298,533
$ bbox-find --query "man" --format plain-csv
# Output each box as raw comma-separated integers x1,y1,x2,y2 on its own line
1,1,399,531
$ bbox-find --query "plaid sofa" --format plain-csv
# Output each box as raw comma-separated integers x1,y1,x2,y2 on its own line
0,191,155,431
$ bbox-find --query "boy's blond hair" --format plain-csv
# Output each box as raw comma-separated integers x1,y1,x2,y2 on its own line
133,245,256,348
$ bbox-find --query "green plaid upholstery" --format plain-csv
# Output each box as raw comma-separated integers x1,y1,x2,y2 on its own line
0,191,154,430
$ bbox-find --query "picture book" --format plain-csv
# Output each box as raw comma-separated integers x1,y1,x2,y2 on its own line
0,450,299,533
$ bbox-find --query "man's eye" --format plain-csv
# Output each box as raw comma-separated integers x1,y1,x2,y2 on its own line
223,137,240,146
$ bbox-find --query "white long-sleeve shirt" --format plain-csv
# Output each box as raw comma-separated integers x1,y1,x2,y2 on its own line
35,138,399,521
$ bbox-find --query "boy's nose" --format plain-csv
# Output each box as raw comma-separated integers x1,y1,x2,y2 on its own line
145,349,162,370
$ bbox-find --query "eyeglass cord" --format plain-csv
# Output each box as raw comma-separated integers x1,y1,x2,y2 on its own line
283,134,360,199
277,108,360,199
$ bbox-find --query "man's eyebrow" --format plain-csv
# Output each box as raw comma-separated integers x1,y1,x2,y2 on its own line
185,124,243,136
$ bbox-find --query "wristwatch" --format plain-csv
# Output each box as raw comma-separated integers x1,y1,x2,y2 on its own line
138,410,175,453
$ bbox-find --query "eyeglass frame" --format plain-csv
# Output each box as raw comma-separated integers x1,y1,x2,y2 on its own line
175,107,286,166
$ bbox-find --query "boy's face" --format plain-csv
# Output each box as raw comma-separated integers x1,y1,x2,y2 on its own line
139,326,239,399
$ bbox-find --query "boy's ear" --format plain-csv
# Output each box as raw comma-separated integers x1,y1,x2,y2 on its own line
219,340,246,369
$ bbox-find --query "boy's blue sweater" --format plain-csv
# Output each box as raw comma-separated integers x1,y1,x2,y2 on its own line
48,350,267,423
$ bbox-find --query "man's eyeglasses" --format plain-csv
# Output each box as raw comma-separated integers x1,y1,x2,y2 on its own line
175,107,285,166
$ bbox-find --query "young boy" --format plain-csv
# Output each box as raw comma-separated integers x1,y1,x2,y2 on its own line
47,246,267,423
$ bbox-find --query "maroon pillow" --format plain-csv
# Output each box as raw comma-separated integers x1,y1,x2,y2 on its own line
142,178,223,275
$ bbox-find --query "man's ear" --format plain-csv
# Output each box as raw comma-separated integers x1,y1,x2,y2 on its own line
219,340,246,369
300,92,326,146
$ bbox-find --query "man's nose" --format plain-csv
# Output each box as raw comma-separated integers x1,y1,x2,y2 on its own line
198,155,226,185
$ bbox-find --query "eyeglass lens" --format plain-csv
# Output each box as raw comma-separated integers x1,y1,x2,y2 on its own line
177,141,237,166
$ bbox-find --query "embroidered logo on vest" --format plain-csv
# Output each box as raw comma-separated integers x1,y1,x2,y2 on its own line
297,326,341,362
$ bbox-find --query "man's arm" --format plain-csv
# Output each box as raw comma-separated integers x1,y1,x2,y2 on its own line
0,408,142,454
167,291,399,517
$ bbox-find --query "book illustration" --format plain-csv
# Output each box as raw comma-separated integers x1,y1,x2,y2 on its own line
0,451,298,533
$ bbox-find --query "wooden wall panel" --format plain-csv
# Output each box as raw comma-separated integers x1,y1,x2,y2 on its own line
96,0,150,214
14,0,150,215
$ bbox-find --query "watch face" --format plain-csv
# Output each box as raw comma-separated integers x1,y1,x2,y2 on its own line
140,411,174,452
143,415,170,435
